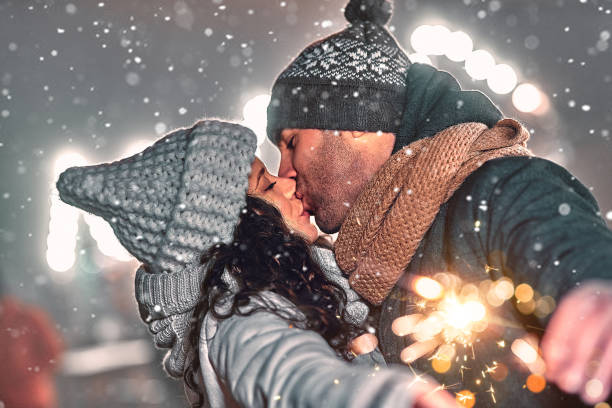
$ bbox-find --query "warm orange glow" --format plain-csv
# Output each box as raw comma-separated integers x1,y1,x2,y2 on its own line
515,283,534,302
432,357,452,373
436,344,456,361
456,390,476,408
413,276,444,300
526,374,546,393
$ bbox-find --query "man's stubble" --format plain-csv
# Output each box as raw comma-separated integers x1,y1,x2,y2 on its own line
304,133,372,234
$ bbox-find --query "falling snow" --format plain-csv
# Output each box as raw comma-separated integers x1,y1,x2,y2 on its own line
0,1,611,406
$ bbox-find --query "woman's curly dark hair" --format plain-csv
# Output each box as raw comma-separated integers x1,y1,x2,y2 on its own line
183,195,363,406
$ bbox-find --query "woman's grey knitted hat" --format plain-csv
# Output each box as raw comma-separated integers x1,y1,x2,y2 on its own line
56,120,258,274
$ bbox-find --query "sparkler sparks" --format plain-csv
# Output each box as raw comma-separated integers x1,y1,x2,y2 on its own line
406,364,429,389
459,364,471,381
486,383,497,403
456,389,476,408
393,272,558,402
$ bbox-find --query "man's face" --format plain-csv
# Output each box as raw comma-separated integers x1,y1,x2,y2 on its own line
277,128,392,233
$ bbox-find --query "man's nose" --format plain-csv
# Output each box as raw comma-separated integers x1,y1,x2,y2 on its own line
278,153,297,179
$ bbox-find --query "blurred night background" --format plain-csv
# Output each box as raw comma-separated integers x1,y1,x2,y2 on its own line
0,0,611,407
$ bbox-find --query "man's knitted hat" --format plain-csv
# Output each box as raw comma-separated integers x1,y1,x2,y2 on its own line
56,120,258,274
266,0,409,144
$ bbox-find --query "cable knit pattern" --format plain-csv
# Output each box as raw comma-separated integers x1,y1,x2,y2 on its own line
56,120,257,274
55,120,256,378
335,119,533,304
311,246,370,326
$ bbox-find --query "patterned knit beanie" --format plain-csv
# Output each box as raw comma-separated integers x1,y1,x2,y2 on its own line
56,120,258,274
266,0,410,144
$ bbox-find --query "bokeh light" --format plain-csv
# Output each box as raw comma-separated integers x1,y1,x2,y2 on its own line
465,50,495,80
515,283,534,303
47,152,88,273
585,379,604,400
428,25,452,55
487,64,518,94
526,374,547,393
489,362,509,382
410,25,435,54
445,31,474,62
432,356,452,373
512,83,543,113
456,390,476,408
516,298,536,314
83,214,133,262
413,276,444,300
242,94,271,146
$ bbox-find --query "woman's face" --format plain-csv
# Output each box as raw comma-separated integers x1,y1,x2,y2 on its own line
248,158,319,243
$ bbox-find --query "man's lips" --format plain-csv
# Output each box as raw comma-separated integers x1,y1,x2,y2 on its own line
301,202,314,217
296,187,315,216
298,200,314,219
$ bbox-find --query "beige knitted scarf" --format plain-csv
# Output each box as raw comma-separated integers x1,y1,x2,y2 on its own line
335,119,532,305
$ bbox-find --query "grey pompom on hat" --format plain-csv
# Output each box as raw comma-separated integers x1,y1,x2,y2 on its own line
56,120,258,274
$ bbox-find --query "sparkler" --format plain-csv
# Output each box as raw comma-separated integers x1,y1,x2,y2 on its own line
393,276,489,365
390,272,558,406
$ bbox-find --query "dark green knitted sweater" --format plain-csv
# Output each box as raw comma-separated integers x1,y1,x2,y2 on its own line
378,63,612,408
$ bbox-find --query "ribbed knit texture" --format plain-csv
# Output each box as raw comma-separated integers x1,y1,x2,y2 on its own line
335,119,533,304
135,246,370,377
56,120,257,274
266,0,409,144
56,120,257,378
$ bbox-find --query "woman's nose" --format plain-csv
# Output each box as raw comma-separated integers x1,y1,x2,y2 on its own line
273,176,296,199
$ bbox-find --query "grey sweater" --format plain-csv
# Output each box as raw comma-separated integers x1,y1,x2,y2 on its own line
137,246,425,407
193,290,419,408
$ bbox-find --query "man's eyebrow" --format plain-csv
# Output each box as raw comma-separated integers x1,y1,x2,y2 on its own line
254,167,265,190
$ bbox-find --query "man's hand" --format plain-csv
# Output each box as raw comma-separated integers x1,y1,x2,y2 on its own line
541,280,612,404
350,333,379,355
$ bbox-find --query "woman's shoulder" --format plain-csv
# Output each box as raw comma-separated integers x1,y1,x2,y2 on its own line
209,290,304,326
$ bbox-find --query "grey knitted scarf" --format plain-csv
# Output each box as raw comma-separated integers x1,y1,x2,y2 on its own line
135,245,370,378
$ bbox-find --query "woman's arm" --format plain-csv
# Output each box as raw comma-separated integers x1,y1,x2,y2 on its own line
204,293,456,408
